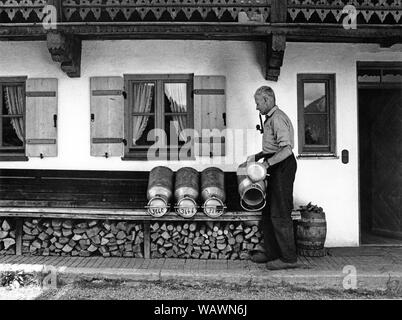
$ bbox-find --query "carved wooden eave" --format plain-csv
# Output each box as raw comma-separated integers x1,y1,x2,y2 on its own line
266,34,286,82
47,32,82,78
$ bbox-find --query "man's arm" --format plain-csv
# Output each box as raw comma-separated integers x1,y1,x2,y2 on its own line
263,145,292,167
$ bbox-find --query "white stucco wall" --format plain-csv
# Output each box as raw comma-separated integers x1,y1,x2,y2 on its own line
0,40,401,247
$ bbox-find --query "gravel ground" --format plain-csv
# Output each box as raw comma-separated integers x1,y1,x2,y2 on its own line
32,279,402,300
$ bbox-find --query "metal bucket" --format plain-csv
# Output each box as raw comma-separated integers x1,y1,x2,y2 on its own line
237,162,266,211
146,166,174,217
201,167,226,218
174,167,199,218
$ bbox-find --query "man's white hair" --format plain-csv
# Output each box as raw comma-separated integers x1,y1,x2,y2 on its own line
255,86,276,104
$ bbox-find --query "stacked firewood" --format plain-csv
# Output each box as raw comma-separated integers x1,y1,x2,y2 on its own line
150,221,263,259
22,219,144,257
0,218,16,255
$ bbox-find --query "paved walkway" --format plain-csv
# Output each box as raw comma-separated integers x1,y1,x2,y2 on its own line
1,247,402,291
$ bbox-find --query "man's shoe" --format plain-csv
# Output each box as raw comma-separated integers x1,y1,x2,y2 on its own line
265,259,301,270
250,251,269,263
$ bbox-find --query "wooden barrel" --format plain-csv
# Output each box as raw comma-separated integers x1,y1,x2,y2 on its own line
296,209,327,257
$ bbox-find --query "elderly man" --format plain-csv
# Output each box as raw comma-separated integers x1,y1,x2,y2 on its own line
247,86,298,270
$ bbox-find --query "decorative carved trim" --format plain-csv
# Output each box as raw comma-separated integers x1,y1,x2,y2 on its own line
266,34,286,82
287,0,402,24
47,31,81,78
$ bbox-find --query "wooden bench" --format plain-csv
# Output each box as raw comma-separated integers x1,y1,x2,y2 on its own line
0,169,262,258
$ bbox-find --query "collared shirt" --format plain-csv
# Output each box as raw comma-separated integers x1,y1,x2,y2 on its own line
262,106,294,154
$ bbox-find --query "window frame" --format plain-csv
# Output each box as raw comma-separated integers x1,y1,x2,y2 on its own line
123,74,194,160
0,76,27,161
297,73,337,157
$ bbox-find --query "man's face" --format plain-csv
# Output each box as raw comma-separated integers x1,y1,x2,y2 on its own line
255,94,274,115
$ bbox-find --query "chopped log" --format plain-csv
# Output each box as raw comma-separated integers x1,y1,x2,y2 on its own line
52,220,62,228
189,223,196,232
86,227,101,238
72,234,82,241
235,234,244,243
1,220,11,231
59,237,70,245
250,237,259,244
161,231,170,240
87,244,98,252
151,222,160,231
62,244,73,253
88,220,98,228
62,220,73,229
0,231,8,239
116,231,126,240
73,228,86,235
62,229,73,237
3,238,15,250
103,222,111,231
91,235,101,245
116,221,126,230
53,231,62,237
101,238,109,246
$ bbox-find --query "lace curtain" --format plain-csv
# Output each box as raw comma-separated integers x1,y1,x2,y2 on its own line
132,83,153,145
164,83,187,142
4,86,24,143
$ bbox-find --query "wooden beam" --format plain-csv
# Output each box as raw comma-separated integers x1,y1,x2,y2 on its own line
47,31,81,78
266,34,286,81
1,24,402,44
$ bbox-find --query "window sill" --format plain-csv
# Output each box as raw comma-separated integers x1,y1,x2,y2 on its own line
0,155,29,161
297,154,339,160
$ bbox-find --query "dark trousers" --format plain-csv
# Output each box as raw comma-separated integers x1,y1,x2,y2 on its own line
262,153,297,263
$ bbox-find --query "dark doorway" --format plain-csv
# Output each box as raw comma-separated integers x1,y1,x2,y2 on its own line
358,63,402,245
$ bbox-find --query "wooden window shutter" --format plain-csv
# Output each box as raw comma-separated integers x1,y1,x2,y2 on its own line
90,77,124,157
193,76,226,157
25,78,58,158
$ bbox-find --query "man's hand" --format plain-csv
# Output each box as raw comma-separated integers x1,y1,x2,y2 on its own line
262,161,270,169
247,154,257,163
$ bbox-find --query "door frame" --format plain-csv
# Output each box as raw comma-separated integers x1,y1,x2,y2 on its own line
357,61,402,246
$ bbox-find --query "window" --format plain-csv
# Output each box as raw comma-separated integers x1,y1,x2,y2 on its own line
297,74,336,156
123,74,194,160
357,62,402,86
0,77,26,160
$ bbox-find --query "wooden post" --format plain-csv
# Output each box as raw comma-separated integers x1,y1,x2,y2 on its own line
143,221,151,259
15,218,23,256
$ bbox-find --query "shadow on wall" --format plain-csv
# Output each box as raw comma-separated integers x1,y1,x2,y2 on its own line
249,41,266,79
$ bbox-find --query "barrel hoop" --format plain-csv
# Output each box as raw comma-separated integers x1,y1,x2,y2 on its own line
300,218,326,223
298,221,327,227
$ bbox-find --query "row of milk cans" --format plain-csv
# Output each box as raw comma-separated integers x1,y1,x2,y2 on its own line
146,166,226,218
